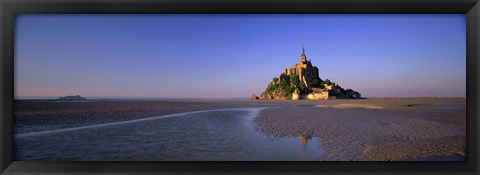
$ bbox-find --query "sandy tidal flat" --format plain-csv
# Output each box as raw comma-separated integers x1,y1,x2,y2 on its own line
254,98,466,161
15,98,466,161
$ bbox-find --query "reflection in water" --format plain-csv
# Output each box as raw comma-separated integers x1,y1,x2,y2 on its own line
16,108,324,161
298,134,313,160
298,134,311,146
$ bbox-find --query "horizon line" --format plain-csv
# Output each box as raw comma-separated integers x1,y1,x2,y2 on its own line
15,95,467,100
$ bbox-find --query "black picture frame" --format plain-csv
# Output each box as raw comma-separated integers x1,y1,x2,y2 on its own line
1,0,479,174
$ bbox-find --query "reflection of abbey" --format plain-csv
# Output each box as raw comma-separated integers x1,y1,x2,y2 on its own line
254,44,362,100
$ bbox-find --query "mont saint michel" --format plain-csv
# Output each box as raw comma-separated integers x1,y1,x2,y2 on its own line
14,15,465,162
253,46,361,100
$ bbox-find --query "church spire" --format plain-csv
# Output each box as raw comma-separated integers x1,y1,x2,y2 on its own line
300,42,307,62
301,42,305,56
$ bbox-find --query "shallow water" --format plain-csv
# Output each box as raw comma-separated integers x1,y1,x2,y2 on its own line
15,108,324,161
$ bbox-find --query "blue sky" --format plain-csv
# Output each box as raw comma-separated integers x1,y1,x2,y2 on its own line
15,14,466,98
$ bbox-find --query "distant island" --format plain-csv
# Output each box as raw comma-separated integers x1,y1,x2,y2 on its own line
253,45,362,100
57,95,87,101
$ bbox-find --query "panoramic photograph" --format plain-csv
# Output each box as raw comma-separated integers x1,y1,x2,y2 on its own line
14,14,466,161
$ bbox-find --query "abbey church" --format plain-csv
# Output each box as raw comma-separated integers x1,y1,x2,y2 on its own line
283,45,320,88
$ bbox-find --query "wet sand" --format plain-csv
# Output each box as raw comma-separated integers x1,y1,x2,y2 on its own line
15,98,466,161
254,98,466,161
14,99,272,134
16,108,324,161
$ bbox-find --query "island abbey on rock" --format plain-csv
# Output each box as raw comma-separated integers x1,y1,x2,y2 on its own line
254,45,362,100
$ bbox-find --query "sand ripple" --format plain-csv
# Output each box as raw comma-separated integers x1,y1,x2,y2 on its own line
316,103,383,109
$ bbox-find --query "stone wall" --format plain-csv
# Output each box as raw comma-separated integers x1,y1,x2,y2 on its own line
306,92,329,100
295,91,329,100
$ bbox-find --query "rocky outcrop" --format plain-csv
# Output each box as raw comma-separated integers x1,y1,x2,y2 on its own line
260,74,308,100
258,46,362,100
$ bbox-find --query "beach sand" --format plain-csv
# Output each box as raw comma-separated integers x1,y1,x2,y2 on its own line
254,98,466,161
15,98,466,161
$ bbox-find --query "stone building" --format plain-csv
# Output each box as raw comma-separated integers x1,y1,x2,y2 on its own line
257,44,362,100
286,45,330,100
293,87,329,100
307,88,329,100
283,45,319,87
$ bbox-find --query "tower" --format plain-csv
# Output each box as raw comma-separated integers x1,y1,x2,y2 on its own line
296,43,308,83
300,43,307,62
